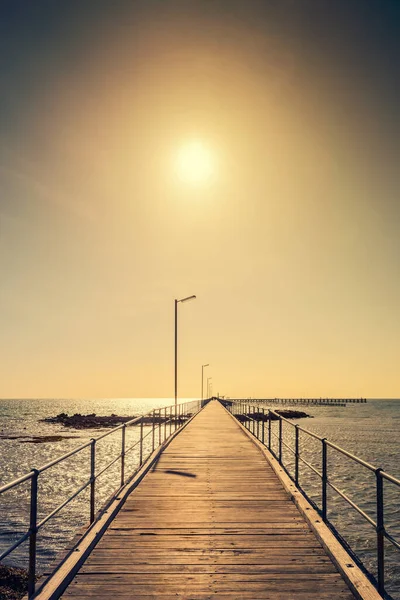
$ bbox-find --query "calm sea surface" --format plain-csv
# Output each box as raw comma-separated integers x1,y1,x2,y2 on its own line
0,398,399,598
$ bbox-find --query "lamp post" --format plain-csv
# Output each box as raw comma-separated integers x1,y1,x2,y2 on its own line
201,364,209,400
207,376,212,399
175,295,196,408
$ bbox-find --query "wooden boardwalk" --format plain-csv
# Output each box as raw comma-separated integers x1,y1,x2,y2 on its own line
60,400,356,599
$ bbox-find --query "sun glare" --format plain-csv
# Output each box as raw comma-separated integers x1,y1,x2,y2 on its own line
175,141,215,185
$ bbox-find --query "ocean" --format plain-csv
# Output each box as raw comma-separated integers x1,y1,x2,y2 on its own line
0,397,399,598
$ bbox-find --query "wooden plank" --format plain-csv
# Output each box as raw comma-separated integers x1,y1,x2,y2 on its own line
40,400,372,599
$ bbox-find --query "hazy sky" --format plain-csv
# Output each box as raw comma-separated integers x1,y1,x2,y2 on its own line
1,1,399,399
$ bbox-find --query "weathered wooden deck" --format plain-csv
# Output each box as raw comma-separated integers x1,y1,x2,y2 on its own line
60,400,356,599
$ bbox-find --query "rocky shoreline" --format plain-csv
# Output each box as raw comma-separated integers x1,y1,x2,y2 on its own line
40,412,190,429
0,434,79,444
236,409,311,422
0,564,30,600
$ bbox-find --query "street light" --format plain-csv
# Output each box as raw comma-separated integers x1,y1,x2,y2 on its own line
207,376,212,399
201,364,209,400
175,295,196,408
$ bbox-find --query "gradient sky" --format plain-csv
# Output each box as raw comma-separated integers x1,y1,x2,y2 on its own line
1,1,399,399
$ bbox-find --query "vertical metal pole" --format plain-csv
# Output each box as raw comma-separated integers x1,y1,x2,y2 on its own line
174,299,178,409
152,410,155,451
164,407,167,441
121,425,126,488
174,403,177,432
169,406,172,437
268,410,272,450
295,425,299,486
278,417,282,464
158,409,161,446
90,439,96,524
262,409,265,444
28,469,39,598
376,468,385,596
257,409,260,439
140,418,143,466
322,438,327,522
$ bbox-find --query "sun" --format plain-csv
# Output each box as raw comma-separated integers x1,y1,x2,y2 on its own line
175,141,215,185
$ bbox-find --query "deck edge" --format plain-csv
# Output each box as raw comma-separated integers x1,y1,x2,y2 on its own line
223,404,382,600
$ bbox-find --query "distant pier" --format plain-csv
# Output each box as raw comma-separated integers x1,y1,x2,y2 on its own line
231,397,367,407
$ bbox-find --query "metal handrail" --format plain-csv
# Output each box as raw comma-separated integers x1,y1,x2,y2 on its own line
0,471,34,494
326,478,377,528
0,531,31,562
232,403,400,598
37,440,93,474
326,439,377,472
0,398,203,598
95,454,123,480
298,454,322,478
381,470,400,486
37,479,92,530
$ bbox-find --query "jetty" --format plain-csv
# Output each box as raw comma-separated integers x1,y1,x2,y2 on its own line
1,398,397,599
33,401,381,599
232,398,367,406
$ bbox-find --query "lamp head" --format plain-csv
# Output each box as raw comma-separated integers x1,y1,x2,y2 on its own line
179,295,196,303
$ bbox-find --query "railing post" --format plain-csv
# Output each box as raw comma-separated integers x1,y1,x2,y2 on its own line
140,418,143,466
121,425,126,488
152,410,155,452
278,417,282,464
376,468,385,596
174,403,177,432
257,409,260,439
169,406,172,437
295,425,299,486
262,409,265,444
268,410,271,451
28,469,39,598
158,409,161,446
164,407,167,442
90,439,96,524
322,438,327,522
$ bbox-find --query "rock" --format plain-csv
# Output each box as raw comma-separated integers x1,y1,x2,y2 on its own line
40,413,191,430
275,409,311,420
0,563,30,600
237,409,311,422
0,435,79,443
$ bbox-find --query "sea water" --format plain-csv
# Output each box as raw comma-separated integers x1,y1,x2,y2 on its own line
0,398,399,597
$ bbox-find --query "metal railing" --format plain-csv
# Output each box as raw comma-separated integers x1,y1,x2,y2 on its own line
231,403,400,599
0,399,203,597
